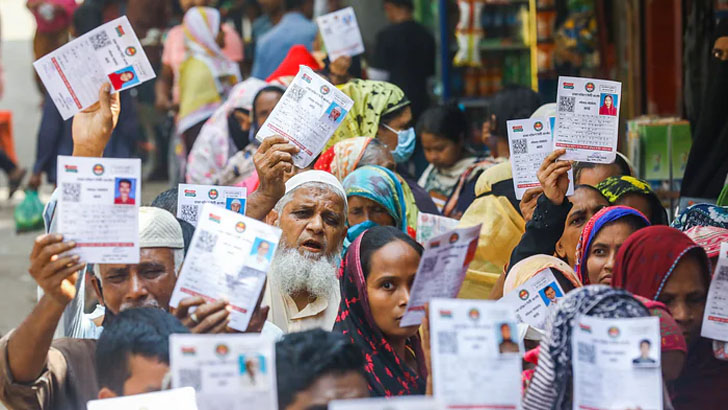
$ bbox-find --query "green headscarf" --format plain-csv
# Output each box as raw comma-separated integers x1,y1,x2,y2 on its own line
329,80,410,148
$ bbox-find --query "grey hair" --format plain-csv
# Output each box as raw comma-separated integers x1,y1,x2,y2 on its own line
358,138,394,169
273,181,348,218
93,248,184,279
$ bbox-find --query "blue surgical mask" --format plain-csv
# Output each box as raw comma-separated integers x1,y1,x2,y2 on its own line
384,124,416,163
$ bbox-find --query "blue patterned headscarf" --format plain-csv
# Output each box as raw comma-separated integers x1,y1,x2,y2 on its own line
671,203,728,231
342,165,413,235
522,286,650,410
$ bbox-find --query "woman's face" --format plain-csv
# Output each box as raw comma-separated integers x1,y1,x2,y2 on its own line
615,193,652,222
347,196,395,227
604,95,613,108
254,91,283,129
585,221,637,285
377,106,413,151
657,253,708,347
421,132,462,169
556,188,608,266
366,240,421,340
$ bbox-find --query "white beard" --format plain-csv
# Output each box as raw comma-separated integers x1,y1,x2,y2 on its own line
268,246,340,299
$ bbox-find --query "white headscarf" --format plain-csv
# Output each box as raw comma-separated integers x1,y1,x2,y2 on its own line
182,7,241,93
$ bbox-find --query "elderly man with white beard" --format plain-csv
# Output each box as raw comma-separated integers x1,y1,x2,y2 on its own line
261,170,348,333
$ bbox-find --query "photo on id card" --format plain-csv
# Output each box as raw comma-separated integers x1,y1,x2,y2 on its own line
495,320,520,355
323,101,348,125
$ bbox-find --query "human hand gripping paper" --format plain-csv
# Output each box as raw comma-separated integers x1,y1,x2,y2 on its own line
255,65,354,168
33,16,155,120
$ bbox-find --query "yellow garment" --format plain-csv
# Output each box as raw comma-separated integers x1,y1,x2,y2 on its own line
178,58,225,129
456,161,525,299
503,255,582,295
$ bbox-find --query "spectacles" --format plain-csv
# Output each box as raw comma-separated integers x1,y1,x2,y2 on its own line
712,48,728,60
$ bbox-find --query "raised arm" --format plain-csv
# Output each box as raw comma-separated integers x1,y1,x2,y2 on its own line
7,235,84,382
507,150,573,269
245,136,298,221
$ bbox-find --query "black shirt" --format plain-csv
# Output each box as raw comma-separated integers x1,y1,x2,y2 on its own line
371,21,436,118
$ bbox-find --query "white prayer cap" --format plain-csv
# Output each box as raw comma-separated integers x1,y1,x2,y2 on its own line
530,103,557,119
139,207,184,249
284,170,347,201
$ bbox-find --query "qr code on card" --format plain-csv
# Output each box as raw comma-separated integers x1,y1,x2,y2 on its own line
89,30,111,50
288,84,306,103
194,230,218,252
437,331,458,354
62,183,81,202
179,205,199,224
512,138,528,155
559,96,575,113
177,368,202,390
577,341,596,364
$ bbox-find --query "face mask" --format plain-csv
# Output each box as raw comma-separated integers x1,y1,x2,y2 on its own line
346,220,378,244
228,113,250,151
384,124,416,163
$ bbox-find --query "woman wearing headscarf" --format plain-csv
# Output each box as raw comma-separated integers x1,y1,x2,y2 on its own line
612,226,728,409
177,7,241,152
522,286,651,410
186,78,267,186
315,138,439,214
596,175,668,225
342,165,418,247
315,137,387,181
671,203,728,231
335,226,427,397
681,19,728,200
574,206,650,285
332,80,410,148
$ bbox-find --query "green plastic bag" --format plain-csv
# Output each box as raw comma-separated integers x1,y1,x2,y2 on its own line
14,190,45,233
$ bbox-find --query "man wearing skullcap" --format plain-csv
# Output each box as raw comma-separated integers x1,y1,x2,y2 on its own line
262,170,348,333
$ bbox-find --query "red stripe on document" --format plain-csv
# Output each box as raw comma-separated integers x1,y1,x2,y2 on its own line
266,124,313,156
180,287,216,303
51,57,82,109
75,242,134,247
708,316,728,323
555,143,612,152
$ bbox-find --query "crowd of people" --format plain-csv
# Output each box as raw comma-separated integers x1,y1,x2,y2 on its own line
1,0,728,409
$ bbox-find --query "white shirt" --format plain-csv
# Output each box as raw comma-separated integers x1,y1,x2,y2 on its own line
262,281,340,334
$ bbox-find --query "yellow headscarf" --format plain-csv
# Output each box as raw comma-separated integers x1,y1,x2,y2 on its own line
456,161,525,299
329,79,409,148
503,255,582,296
